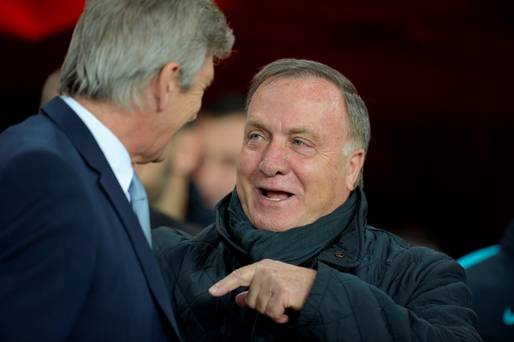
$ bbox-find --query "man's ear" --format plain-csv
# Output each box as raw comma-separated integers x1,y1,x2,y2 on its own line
345,149,366,191
154,61,181,112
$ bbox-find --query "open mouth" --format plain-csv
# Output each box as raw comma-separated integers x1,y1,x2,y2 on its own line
258,188,294,201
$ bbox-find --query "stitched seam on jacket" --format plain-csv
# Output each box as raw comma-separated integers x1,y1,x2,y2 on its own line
370,289,397,342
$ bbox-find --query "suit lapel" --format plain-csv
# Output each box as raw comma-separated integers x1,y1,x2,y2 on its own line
97,174,182,338
41,97,182,339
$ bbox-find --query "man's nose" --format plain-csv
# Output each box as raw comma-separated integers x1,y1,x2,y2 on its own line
258,141,289,177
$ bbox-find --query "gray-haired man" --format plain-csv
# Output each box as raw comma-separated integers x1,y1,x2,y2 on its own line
154,59,481,341
0,1,233,341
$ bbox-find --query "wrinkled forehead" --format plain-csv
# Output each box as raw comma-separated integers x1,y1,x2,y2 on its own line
245,77,349,146
247,76,347,127
249,75,346,107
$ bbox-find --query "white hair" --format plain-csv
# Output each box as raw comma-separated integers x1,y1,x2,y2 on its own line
60,0,234,109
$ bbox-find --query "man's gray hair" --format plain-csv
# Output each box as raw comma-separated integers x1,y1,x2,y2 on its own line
247,58,371,187
60,0,234,109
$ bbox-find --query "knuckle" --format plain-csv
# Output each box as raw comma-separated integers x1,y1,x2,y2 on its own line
275,287,290,306
256,302,266,314
260,259,276,268
266,303,284,320
231,268,244,281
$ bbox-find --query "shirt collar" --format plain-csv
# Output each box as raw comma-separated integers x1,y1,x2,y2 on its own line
61,95,134,200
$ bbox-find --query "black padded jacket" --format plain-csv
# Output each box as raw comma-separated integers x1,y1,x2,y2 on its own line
154,192,481,342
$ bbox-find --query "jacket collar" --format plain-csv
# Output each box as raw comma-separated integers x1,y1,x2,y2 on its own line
41,97,182,340
215,187,368,270
318,188,367,269
215,194,250,263
42,97,112,175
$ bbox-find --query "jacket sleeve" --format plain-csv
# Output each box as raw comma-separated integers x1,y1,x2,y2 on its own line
0,151,97,342
293,248,482,342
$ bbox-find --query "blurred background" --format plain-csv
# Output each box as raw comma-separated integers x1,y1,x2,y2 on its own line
0,0,512,257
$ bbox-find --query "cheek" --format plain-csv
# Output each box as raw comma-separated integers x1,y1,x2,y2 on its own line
193,97,203,113
295,159,338,197
185,100,199,117
181,94,200,115
193,92,206,111
238,148,259,175
236,149,262,191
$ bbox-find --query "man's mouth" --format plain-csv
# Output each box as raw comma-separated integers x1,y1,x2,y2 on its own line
258,188,294,202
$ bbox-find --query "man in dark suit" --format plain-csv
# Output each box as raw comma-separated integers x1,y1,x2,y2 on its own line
0,0,233,341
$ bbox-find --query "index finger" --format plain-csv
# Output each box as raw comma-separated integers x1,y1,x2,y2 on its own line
209,264,256,297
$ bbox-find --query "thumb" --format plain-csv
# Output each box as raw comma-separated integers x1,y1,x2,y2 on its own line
235,291,249,308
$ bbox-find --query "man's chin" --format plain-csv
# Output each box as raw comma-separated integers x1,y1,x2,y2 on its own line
249,214,298,232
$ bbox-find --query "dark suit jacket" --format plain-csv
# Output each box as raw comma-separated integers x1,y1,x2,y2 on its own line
0,97,181,342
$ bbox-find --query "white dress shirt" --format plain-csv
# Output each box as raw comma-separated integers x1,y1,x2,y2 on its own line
61,96,134,201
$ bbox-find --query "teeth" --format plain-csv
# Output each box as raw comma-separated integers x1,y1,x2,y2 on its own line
265,191,290,201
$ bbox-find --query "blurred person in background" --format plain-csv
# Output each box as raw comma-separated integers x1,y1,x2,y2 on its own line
153,58,481,341
138,126,204,234
0,0,233,341
144,94,246,228
188,94,246,226
458,218,514,342
40,68,61,107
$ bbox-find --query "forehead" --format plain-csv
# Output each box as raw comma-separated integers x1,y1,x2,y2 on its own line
247,76,347,132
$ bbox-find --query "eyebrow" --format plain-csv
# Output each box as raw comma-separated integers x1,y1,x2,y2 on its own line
246,119,321,141
289,127,321,142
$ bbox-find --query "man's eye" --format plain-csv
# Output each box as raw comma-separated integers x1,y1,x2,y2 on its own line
292,138,310,148
248,132,263,141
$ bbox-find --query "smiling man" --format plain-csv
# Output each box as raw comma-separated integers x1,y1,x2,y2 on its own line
154,59,481,341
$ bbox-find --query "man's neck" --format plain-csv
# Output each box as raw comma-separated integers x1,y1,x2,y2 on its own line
73,96,147,164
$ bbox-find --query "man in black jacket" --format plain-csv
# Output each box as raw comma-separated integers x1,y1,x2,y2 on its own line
154,58,481,341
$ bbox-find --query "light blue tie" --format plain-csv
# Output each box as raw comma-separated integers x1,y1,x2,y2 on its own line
128,173,152,248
